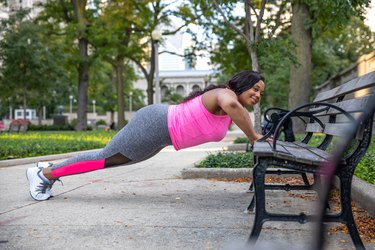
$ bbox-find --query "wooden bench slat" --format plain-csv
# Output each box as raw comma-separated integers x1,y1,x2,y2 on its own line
305,123,323,133
253,141,332,165
313,71,375,102
310,95,373,116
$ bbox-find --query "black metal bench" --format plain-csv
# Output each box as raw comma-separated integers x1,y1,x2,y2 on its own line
248,71,375,249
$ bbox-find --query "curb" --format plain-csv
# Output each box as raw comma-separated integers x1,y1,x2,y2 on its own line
0,149,100,168
181,167,252,179
227,143,248,151
181,166,375,218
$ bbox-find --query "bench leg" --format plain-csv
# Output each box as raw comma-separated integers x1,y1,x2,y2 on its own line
339,176,365,250
314,174,331,211
301,172,310,186
248,161,268,243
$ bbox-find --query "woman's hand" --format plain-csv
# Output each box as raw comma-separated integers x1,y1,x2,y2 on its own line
250,134,273,145
249,134,263,145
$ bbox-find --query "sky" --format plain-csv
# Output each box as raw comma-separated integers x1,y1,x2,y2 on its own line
364,1,375,32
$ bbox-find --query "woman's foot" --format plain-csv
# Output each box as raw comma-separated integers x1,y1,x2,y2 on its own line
26,167,53,201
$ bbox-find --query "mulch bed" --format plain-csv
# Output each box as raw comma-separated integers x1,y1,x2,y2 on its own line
209,176,375,243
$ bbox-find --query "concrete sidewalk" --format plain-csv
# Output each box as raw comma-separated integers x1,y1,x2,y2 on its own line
0,136,374,249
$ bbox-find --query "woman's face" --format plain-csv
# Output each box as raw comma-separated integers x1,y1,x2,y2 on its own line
238,80,265,107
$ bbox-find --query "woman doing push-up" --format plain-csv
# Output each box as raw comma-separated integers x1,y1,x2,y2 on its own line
26,70,266,201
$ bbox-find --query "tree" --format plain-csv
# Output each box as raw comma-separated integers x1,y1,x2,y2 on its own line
192,0,289,132
90,0,148,128
71,0,90,131
288,0,370,131
35,0,94,130
0,10,67,122
288,2,312,132
129,0,196,105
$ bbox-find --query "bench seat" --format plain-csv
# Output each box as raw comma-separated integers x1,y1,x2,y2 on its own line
253,141,345,165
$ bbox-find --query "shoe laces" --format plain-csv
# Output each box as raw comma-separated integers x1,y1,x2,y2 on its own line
50,178,63,189
36,180,51,194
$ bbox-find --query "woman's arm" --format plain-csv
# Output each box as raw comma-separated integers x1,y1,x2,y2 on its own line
216,89,262,145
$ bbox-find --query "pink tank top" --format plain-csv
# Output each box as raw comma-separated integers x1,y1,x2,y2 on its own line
168,95,232,150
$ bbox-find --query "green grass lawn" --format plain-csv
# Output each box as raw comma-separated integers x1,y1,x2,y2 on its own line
0,131,116,160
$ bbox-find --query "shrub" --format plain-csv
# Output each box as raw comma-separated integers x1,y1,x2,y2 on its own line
355,152,375,184
233,137,249,144
197,152,253,168
28,124,75,131
0,131,116,160
96,120,107,126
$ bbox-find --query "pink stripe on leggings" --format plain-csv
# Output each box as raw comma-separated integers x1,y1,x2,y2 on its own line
51,159,105,178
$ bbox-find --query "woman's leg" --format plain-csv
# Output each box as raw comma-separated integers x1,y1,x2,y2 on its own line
44,104,172,179
42,152,132,180
27,104,172,200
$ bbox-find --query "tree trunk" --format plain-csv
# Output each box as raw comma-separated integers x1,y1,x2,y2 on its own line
115,57,126,129
147,40,156,105
249,48,262,134
38,107,42,125
76,37,89,131
71,0,89,131
245,0,262,134
23,90,27,120
289,2,312,132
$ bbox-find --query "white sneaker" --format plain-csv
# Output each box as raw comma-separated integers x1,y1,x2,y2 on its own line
36,162,55,196
26,167,53,201
37,162,53,168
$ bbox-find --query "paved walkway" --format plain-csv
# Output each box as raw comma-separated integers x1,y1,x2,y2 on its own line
0,132,374,250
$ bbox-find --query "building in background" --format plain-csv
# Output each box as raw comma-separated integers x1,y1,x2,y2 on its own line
134,30,217,101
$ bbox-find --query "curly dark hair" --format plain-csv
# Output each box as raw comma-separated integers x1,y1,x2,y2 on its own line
181,70,264,103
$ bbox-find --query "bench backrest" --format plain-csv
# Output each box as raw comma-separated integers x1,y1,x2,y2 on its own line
306,72,375,136
304,71,375,160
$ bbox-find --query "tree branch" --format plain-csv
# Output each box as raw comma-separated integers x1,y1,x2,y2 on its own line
129,56,149,81
246,0,259,20
159,50,205,58
255,0,266,43
270,0,288,36
245,0,255,44
211,0,251,45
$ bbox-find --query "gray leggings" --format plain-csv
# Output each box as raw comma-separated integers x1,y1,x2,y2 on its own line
52,104,172,170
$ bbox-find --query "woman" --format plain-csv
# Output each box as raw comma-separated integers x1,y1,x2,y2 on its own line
26,70,266,201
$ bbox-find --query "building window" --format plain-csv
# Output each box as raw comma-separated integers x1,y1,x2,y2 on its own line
161,85,168,99
176,85,185,97
192,85,201,93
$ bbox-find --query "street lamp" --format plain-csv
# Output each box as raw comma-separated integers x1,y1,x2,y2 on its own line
69,95,73,113
151,29,162,104
92,100,96,114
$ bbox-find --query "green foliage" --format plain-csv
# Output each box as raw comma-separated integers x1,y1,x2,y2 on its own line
355,148,375,185
311,16,374,88
233,137,249,144
0,10,69,118
196,152,253,168
162,87,183,104
28,124,75,131
0,131,116,160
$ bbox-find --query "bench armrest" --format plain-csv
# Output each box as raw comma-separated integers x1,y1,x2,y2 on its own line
258,106,319,142
272,102,355,151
